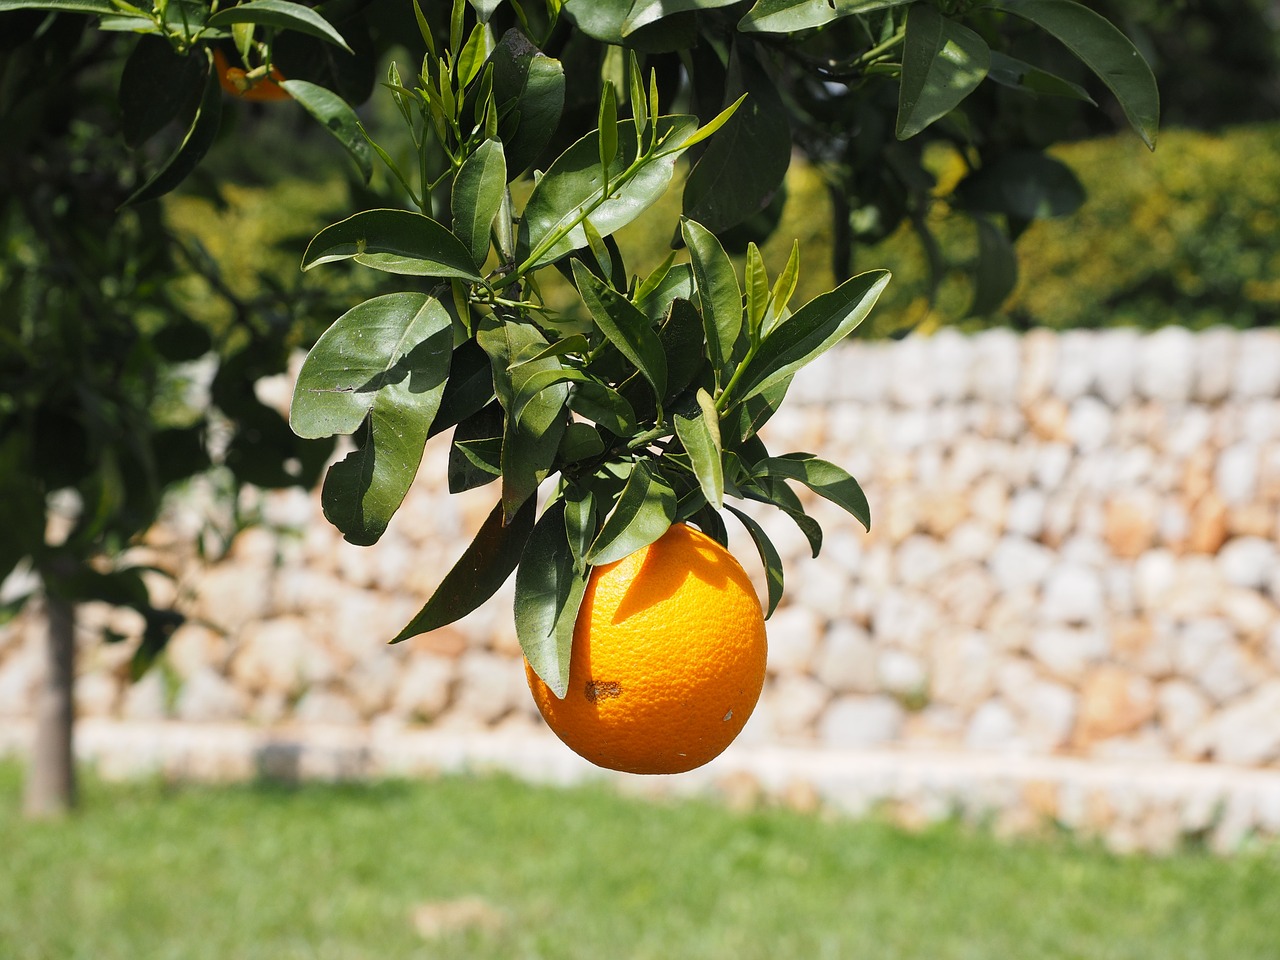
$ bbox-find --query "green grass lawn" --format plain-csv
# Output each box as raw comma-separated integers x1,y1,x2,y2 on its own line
2,764,1277,960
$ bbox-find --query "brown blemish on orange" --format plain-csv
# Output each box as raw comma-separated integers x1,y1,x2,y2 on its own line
584,680,622,703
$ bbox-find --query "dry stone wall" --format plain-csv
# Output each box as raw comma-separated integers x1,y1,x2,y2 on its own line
4,325,1280,846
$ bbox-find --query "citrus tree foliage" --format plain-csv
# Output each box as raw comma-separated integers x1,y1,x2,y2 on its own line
286,0,1155,697
0,0,1157,686
0,3,366,669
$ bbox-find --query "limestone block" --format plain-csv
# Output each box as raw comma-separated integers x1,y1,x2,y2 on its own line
876,649,928,699
190,565,273,634
293,687,362,726
1136,326,1195,403
1075,666,1156,744
814,622,878,694
1204,680,1280,765
1067,396,1112,453
928,630,998,708
929,329,972,402
1192,326,1237,403
964,700,1021,751
870,589,941,653
818,694,904,748
1029,626,1108,682
764,605,823,675
1215,444,1260,506
1092,328,1138,407
1020,679,1077,752
1104,494,1159,559
934,562,998,630
346,651,403,717
121,669,168,721
766,674,831,738
1018,328,1055,404
392,655,455,721
175,668,248,722
1006,488,1047,539
74,671,120,718
1040,563,1106,626
1156,679,1211,746
230,617,311,697
1052,330,1096,402
1219,586,1277,642
453,651,527,725
165,622,229,680
1233,329,1280,399
988,536,1054,593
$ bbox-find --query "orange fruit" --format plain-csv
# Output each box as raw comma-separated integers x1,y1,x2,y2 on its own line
525,522,768,775
213,48,291,102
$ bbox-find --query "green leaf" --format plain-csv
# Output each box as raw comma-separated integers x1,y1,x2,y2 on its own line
953,150,1085,220
598,80,618,175
744,242,769,339
568,381,638,437
492,28,566,177
0,0,116,12
452,139,507,269
448,402,504,493
477,318,570,521
515,499,589,698
430,340,496,439
725,505,783,618
392,497,537,641
681,218,741,389
457,21,494,87
623,0,737,35
572,261,668,404
897,4,990,140
585,460,676,566
118,37,203,149
564,486,597,574
280,79,374,183
754,454,870,531
986,50,1096,103
292,294,453,545
559,422,607,464
656,298,707,403
206,0,351,52
683,45,790,235
969,216,1018,317
302,209,483,280
765,240,800,334
673,392,723,510
122,58,221,207
730,270,889,405
517,115,699,271
991,0,1159,149
738,0,910,33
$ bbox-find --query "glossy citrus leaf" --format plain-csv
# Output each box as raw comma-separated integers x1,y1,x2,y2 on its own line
731,270,889,405
897,4,990,140
585,459,676,565
753,453,870,531
302,209,482,279
681,218,741,389
992,0,1159,149
392,497,537,641
280,79,373,182
207,0,351,52
725,504,783,618
452,138,507,268
516,498,588,698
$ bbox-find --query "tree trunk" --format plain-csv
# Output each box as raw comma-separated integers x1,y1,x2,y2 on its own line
24,594,77,818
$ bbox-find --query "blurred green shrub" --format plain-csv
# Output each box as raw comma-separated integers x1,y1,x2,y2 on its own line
171,122,1280,339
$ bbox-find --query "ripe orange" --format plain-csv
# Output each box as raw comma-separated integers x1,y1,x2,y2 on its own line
213,49,291,102
525,522,768,775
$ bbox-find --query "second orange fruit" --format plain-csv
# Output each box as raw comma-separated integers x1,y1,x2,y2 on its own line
213,49,291,102
525,522,768,775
